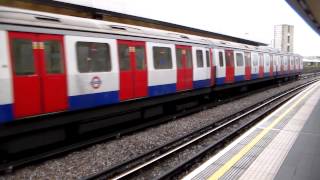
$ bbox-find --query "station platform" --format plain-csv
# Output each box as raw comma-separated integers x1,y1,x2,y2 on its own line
183,80,320,180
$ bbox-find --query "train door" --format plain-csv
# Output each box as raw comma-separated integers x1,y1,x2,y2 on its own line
244,52,251,80
225,50,234,83
208,49,215,86
176,45,193,91
259,53,264,78
118,40,148,101
215,49,226,85
269,54,273,76
9,32,68,118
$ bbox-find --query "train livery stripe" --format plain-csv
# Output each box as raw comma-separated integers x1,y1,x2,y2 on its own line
193,79,211,89
216,77,226,86
69,91,119,110
0,104,13,123
148,84,176,97
234,75,245,82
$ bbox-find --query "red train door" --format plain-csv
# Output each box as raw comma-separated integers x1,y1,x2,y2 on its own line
118,40,148,101
270,55,273,76
259,53,264,78
244,52,251,80
9,32,68,118
209,49,215,86
225,50,234,83
176,45,193,91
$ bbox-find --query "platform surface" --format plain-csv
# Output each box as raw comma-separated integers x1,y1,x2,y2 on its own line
183,81,320,180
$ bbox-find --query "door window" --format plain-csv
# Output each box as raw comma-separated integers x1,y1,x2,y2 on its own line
206,50,210,67
176,48,183,68
135,46,146,70
44,41,64,74
12,39,35,75
118,44,130,71
186,49,193,68
245,52,251,66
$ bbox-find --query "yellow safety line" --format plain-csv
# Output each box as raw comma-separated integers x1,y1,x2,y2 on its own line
208,82,318,180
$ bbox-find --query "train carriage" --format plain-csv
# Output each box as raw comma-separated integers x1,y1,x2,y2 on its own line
0,6,302,123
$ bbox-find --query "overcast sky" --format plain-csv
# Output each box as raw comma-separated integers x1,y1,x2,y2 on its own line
57,0,320,56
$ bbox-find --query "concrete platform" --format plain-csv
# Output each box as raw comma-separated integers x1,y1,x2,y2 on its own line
183,80,320,180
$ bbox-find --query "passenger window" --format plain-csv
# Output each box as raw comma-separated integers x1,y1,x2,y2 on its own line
236,53,244,66
76,42,112,73
206,50,210,67
265,55,270,66
253,54,259,66
135,46,146,70
44,41,64,74
186,49,193,68
245,52,251,66
12,39,35,75
196,50,204,68
118,44,130,71
153,47,173,69
219,51,224,67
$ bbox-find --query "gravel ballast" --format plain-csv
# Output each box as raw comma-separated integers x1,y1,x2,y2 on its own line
1,78,317,180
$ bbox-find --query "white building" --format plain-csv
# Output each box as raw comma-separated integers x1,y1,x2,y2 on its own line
273,24,294,53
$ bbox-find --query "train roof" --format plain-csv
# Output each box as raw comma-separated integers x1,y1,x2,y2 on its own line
0,6,299,56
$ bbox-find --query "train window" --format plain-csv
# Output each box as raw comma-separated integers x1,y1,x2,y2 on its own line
218,51,224,67
244,52,251,66
44,41,64,74
235,53,244,66
119,44,130,70
265,54,270,66
176,48,183,68
186,49,193,68
12,39,35,75
206,50,210,67
252,54,259,66
153,46,172,69
135,46,146,70
76,42,111,73
196,50,204,68
259,54,264,66
225,51,234,67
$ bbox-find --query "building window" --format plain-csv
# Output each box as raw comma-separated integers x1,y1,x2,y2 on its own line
196,50,204,68
153,46,172,69
76,42,112,73
235,53,244,66
287,36,290,43
287,45,290,52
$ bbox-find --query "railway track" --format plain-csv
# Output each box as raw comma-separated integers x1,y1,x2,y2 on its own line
0,74,318,174
83,78,319,180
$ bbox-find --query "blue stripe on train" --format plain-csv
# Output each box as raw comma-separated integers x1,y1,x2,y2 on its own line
0,104,13,123
251,74,259,80
148,83,176,97
69,91,119,110
235,75,245,82
193,79,211,89
216,77,225,86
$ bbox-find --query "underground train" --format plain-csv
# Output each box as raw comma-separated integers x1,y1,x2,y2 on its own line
0,6,303,124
